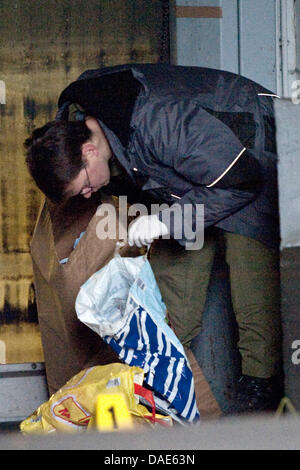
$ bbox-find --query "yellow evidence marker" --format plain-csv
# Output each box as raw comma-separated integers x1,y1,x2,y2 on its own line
96,393,134,432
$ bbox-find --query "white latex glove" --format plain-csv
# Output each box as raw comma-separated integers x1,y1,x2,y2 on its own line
128,214,169,247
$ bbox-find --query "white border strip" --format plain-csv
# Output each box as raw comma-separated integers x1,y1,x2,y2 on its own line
206,147,246,188
0,340,6,363
258,93,281,98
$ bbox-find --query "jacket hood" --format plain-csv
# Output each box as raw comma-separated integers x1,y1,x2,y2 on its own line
57,69,141,147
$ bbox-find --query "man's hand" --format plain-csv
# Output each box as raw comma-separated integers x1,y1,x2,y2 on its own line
128,214,169,247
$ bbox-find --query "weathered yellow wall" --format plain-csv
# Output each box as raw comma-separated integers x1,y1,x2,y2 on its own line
0,0,164,363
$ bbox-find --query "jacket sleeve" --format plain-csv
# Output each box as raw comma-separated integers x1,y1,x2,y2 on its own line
140,100,262,246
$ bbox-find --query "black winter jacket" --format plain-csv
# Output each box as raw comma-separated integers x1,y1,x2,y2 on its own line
57,63,279,250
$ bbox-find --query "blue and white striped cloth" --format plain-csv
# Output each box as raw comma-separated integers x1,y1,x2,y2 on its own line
76,255,200,424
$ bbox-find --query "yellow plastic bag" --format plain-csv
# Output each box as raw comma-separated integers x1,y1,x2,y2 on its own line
20,363,172,434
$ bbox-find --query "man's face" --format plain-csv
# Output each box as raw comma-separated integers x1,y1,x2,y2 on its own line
65,117,112,199
66,156,111,199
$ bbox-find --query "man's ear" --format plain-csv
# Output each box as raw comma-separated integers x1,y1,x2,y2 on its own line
81,142,97,160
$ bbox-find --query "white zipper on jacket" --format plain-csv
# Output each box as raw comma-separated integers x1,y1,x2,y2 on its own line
206,147,247,188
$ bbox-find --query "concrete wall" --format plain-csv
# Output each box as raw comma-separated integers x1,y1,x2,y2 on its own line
170,0,280,93
0,0,164,363
296,0,300,73
275,98,300,409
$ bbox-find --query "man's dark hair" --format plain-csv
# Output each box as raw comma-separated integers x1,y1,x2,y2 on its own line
24,120,91,203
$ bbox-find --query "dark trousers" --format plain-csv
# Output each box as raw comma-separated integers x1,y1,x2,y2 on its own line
150,229,281,378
